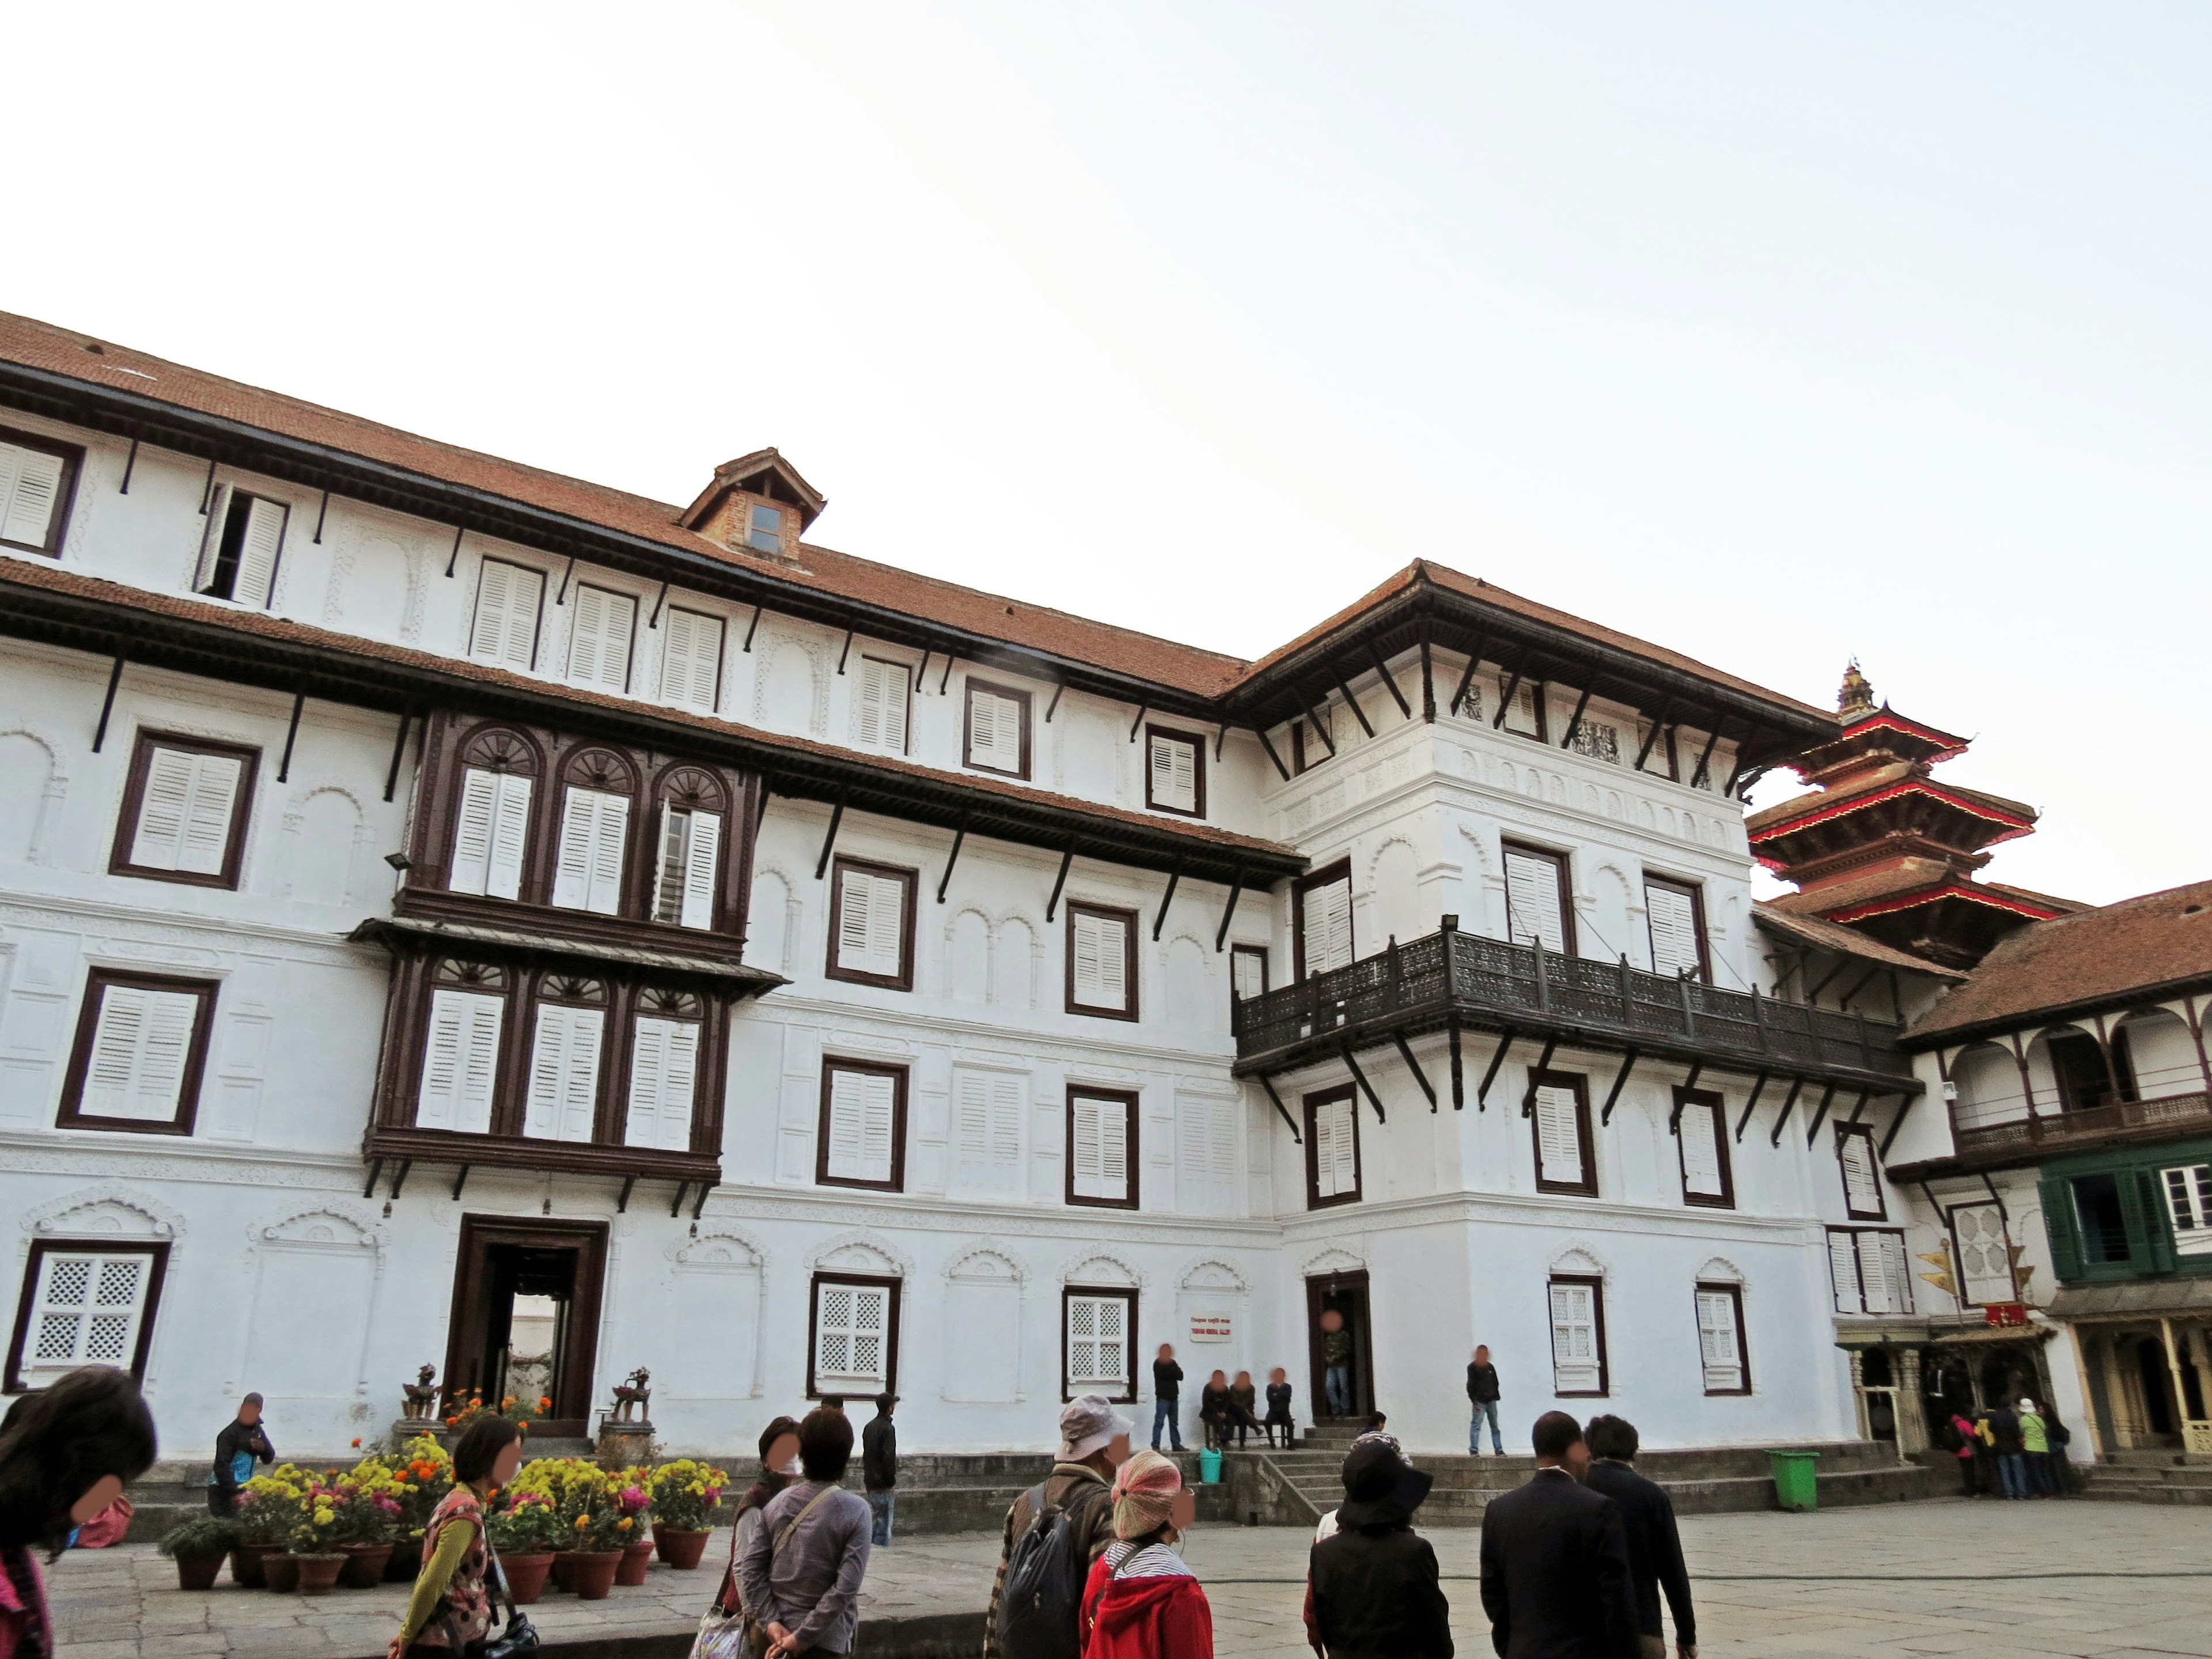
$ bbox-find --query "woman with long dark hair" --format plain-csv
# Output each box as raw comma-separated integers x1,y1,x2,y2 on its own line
702,1416,802,1634
0,1365,158,1658
388,1414,524,1658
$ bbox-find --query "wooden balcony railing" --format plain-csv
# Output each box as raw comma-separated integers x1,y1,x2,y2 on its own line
1230,926,1917,1088
1952,1091,2212,1160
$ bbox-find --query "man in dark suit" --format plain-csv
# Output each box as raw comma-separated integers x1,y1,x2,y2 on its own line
1478,1410,1640,1659
1582,1416,1695,1659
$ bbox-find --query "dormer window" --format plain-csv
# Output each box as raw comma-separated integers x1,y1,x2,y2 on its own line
745,503,785,555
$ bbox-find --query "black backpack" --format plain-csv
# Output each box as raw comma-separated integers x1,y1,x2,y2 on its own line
996,1481,1098,1659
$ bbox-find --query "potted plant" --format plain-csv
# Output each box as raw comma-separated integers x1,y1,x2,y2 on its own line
527,1459,622,1600
238,1467,310,1592
646,1459,728,1569
611,1474,654,1586
288,1480,347,1596
389,1435,453,1581
332,1456,406,1588
157,1516,240,1592
485,1490,562,1604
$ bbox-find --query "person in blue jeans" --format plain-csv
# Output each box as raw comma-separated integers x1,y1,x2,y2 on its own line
1319,1309,1354,1416
1465,1344,1504,1455
1150,1343,1185,1451
861,1392,897,1543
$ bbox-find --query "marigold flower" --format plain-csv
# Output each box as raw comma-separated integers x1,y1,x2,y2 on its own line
616,1517,633,1531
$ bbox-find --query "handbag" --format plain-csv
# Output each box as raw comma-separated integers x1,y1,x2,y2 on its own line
463,1535,540,1659
690,1486,836,1659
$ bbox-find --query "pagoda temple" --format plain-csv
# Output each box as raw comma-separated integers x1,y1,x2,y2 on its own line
1749,665,2079,970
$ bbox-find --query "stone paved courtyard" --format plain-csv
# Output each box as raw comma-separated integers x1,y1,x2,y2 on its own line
47,1498,2212,1658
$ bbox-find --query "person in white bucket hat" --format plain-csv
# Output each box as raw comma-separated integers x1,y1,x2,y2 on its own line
984,1395,1135,1658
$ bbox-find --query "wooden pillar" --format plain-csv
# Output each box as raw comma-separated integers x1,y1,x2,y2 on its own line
1846,1349,1871,1441
2067,1322,2112,1461
1895,1346,1929,1460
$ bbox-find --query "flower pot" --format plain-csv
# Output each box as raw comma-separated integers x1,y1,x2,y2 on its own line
655,1525,710,1570
567,1549,620,1600
174,1550,228,1592
615,1539,654,1586
501,1551,555,1605
264,1553,301,1594
293,1553,346,1597
384,1537,422,1582
338,1542,394,1588
231,1541,276,1589
550,1551,575,1592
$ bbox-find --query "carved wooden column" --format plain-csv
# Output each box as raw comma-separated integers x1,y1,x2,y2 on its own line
1847,1349,1871,1441
1895,1346,1929,1458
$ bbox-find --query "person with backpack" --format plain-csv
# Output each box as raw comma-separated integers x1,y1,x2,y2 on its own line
1986,1402,2027,1499
1080,1450,1210,1659
2017,1400,2052,1499
984,1395,1132,1659
736,1407,873,1657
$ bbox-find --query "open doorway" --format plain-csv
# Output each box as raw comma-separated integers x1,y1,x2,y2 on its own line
444,1217,609,1437
1305,1269,1375,1423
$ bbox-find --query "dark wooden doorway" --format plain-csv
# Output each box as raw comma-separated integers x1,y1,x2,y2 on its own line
444,1216,609,1438
1305,1269,1375,1422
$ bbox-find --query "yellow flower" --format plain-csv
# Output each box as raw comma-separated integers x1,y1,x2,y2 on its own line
575,1514,591,1529
616,1517,632,1531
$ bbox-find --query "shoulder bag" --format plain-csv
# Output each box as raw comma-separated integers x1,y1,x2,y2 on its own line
690,1486,837,1659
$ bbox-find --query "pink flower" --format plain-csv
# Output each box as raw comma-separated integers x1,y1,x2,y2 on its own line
619,1484,647,1512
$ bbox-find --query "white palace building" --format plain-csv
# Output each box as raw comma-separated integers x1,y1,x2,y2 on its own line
0,309,2077,1461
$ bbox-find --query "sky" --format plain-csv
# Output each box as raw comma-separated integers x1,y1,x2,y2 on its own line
9,2,2208,906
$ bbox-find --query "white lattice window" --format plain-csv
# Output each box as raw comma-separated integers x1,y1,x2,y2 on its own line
1066,1291,1133,1397
17,1248,159,1385
1950,1203,2018,1301
813,1277,893,1392
2162,1165,2212,1256
1548,1277,1605,1395
1695,1286,1747,1393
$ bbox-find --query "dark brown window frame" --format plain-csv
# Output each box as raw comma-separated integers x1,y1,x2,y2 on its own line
816,1057,910,1192
56,969,218,1137
196,487,292,607
962,677,1033,779
4,1238,171,1393
1064,1086,1141,1210
1230,943,1270,1004
1501,840,1576,956
1836,1122,1887,1221
1143,725,1207,818
1501,676,1550,742
1643,872,1712,981
1695,1281,1751,1396
1061,1283,1140,1403
856,653,914,756
1303,1083,1363,1211
824,857,918,992
470,557,548,670
0,422,85,558
1291,859,1354,983
1547,1272,1609,1399
1673,1087,1735,1210
806,1270,902,1401
1529,1069,1598,1198
107,729,260,890
566,581,640,693
657,604,728,713
1064,901,1140,1021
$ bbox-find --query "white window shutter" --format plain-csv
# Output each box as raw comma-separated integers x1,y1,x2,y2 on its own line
1232,950,1266,1002
1310,1101,1339,1198
1535,1084,1585,1186
1149,733,1196,811
2164,1166,2212,1256
486,773,532,900
566,586,637,692
1312,1096,1357,1199
1828,1231,1863,1313
416,988,502,1133
523,1003,604,1142
1839,1131,1882,1213
827,1069,897,1184
837,872,906,978
1506,851,1567,952
1071,1093,1128,1201
192,483,233,590
657,608,724,713
470,561,544,670
82,984,200,1121
624,1016,698,1150
1071,912,1128,1012
1952,1203,2016,1301
968,687,1022,771
859,658,909,753
130,747,242,875
679,810,719,930
1680,1103,1725,1197
0,442,66,548
232,497,287,608
1302,878,1353,977
24,1251,154,1381
1646,881,1702,977
1550,1281,1601,1393
1874,1232,1912,1313
449,769,498,895
552,787,628,914
1696,1290,1743,1391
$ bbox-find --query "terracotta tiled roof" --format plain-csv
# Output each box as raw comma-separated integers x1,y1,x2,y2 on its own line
1751,904,1969,982
1906,879,2212,1041
0,556,1296,865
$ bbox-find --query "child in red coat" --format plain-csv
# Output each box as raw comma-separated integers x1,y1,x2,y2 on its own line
1080,1449,1211,1659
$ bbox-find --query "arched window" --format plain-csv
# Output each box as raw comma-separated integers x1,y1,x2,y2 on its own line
418,961,509,1132
448,728,541,901
626,987,703,1151
550,748,640,915
649,766,730,931
522,975,607,1143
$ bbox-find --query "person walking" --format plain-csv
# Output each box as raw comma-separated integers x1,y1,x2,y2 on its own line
1080,1450,1211,1659
1198,1373,1233,1452
985,1396,1132,1659
2016,1400,2051,1499
1582,1416,1696,1659
1151,1346,1185,1453
2043,1410,2074,1495
1986,1402,2027,1500
1305,1437,1451,1659
1944,1409,1980,1497
389,1413,526,1658
1317,1310,1354,1418
206,1392,275,1518
1467,1347,1503,1457
862,1394,899,1545
0,1366,158,1659
736,1407,873,1659
1228,1373,1260,1451
1263,1369,1295,1450
703,1416,803,1639
1477,1411,1639,1659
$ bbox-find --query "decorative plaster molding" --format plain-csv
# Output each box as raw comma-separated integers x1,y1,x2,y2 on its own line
1299,1245,1366,1276
21,1181,190,1242
245,1199,385,1251
944,1240,1025,1284
1062,1246,1144,1289
1177,1256,1249,1292
805,1228,912,1278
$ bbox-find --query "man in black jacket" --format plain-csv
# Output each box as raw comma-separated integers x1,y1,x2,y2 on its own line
207,1392,274,1517
1152,1343,1185,1451
1467,1345,1503,1455
1307,1438,1452,1659
861,1392,897,1544
1478,1411,1639,1659
1582,1416,1695,1659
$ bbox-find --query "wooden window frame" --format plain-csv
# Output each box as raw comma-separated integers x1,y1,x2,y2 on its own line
4,1238,171,1393
1828,1225,1914,1315
815,1058,909,1192
55,969,218,1137
824,857,918,992
1529,1069,1598,1198
1230,944,1270,1005
1501,840,1576,956
1064,902,1140,1021
565,582,639,694
1643,873,1711,982
0,423,85,557
1695,1281,1751,1397
1143,725,1207,818
856,654,914,756
1065,1086,1141,1210
1836,1122,1887,1220
1547,1272,1609,1399
469,557,547,671
1674,1088,1735,1210
107,730,260,890
1303,1084,1363,1211
657,604,726,714
805,1270,902,1401
962,677,1033,779
1501,676,1550,742
196,488,291,607
1061,1285,1140,1403
1291,859,1354,983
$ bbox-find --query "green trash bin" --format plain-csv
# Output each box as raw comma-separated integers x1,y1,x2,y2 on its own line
1768,1449,1820,1512
1198,1448,1224,1484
